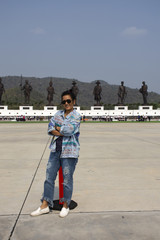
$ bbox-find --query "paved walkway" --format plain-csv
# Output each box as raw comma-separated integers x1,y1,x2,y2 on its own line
0,122,160,240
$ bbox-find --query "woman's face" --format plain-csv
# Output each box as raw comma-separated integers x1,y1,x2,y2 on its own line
61,94,75,112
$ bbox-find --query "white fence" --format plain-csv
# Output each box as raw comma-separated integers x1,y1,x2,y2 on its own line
0,105,160,119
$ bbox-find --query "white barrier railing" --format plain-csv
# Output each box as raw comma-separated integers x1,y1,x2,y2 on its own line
0,105,160,118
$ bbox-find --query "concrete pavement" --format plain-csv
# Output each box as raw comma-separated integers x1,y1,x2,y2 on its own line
0,122,160,240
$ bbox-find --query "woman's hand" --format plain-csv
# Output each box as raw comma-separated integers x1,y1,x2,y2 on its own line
55,126,61,132
51,128,63,136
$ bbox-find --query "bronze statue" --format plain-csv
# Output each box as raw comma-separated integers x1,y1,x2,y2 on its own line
93,80,102,106
118,81,127,105
0,78,5,104
70,80,79,105
47,80,55,105
139,81,148,105
21,80,32,104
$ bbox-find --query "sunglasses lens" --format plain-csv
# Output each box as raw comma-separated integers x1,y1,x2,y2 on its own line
61,99,72,104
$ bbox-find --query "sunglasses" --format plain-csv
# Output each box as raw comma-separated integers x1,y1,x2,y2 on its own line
61,99,72,104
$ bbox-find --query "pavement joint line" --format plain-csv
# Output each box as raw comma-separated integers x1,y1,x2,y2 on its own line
7,136,51,240
2,209,160,218
0,209,160,217
71,210,160,214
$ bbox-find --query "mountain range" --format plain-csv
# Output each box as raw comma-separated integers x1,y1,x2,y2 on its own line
1,76,160,108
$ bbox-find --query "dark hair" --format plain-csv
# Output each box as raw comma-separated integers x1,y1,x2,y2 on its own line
61,90,76,101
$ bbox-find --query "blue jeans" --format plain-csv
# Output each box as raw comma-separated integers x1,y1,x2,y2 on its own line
41,151,78,208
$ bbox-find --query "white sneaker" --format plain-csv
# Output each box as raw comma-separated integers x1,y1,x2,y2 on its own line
30,206,50,217
59,207,69,218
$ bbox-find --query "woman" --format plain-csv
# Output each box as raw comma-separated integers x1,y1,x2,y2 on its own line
31,90,81,218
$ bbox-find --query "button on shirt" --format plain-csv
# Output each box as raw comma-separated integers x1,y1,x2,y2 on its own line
48,110,81,158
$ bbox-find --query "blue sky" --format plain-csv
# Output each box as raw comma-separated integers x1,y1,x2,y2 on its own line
0,0,160,93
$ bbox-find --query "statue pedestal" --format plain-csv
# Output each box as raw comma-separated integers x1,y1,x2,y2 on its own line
44,106,57,111
139,106,153,110
19,106,33,110
114,106,128,111
91,106,104,111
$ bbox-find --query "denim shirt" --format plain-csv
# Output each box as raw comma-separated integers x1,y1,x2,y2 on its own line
48,110,81,158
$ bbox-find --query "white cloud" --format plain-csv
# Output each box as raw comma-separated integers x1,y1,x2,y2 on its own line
122,26,148,36
31,27,45,35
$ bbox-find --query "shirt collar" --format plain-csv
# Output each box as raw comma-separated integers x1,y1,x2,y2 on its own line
60,109,75,119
